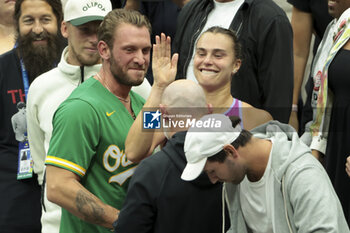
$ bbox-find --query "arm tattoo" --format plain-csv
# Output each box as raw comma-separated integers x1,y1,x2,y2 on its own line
76,189,106,225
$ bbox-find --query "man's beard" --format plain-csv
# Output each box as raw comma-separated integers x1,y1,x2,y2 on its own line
109,52,145,87
17,30,62,83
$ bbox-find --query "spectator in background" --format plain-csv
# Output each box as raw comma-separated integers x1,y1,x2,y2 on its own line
0,0,16,54
287,0,332,133
311,3,350,225
173,0,294,123
26,0,112,232
0,0,64,232
298,2,339,148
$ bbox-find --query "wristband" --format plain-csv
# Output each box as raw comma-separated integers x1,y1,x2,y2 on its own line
292,104,298,112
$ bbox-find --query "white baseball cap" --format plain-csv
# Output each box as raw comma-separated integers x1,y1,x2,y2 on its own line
64,0,112,26
181,114,242,181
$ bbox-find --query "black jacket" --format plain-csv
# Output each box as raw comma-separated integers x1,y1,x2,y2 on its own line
115,131,229,233
173,0,294,123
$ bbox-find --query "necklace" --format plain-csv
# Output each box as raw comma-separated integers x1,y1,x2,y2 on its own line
115,95,130,103
96,73,130,103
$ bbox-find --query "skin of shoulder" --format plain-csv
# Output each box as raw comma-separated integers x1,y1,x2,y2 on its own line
241,102,273,130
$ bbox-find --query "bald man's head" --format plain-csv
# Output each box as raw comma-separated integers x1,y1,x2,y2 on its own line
161,80,207,108
160,80,211,137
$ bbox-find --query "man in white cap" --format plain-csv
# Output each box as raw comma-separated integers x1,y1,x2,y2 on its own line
26,0,112,232
182,114,349,233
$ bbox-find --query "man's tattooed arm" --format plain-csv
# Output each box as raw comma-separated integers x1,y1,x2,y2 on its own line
76,189,107,225
46,165,119,229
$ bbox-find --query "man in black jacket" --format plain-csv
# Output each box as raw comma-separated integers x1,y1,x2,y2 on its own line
173,0,294,123
114,80,229,233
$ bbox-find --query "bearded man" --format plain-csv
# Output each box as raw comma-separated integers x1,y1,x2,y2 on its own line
0,0,64,232
45,9,152,233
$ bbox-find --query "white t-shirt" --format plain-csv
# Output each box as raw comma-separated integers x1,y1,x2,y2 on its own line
186,0,244,82
239,140,274,233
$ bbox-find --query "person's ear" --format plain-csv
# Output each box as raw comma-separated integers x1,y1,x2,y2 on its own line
61,21,69,39
232,59,242,75
223,144,238,159
98,40,110,60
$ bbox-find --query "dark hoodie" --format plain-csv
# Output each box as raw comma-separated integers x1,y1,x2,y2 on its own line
114,131,229,233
